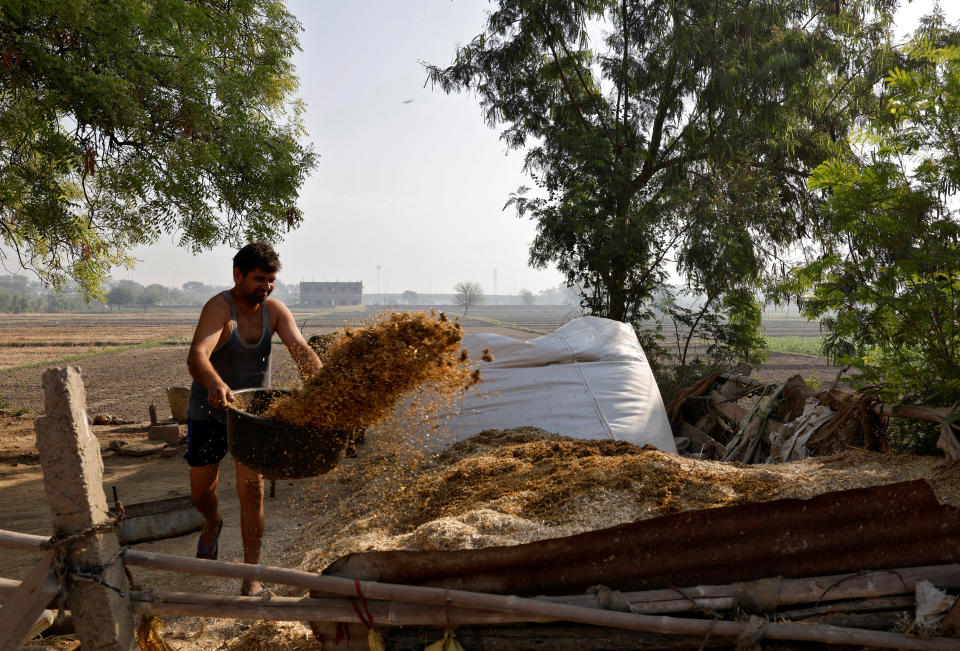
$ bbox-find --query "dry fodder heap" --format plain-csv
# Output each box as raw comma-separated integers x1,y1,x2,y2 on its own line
267,311,472,430
287,427,960,571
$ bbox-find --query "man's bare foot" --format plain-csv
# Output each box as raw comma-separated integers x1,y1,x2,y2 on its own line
195,519,222,560
241,579,271,597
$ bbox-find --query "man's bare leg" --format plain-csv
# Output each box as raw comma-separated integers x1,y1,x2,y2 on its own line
190,463,222,553
236,461,266,595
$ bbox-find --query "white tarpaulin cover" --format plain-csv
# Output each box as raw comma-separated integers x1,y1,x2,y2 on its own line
436,316,676,453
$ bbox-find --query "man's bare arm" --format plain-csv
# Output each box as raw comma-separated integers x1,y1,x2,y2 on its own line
272,300,323,378
187,296,234,407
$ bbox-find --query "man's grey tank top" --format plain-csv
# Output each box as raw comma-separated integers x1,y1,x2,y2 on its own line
188,291,273,423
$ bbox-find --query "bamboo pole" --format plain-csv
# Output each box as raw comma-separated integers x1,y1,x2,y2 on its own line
0,529,48,550
128,590,553,625
2,532,958,614
0,561,948,622
3,531,959,602
9,564,958,615
120,549,959,649
4,529,960,646
776,596,915,620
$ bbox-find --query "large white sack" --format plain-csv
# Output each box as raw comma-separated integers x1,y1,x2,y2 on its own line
433,316,676,453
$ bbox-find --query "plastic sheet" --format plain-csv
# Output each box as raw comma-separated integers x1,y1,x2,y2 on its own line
433,317,675,453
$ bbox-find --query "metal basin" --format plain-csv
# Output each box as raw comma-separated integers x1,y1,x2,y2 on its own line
112,495,204,545
226,388,352,479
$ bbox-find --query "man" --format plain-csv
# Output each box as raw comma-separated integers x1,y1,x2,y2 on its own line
186,241,321,596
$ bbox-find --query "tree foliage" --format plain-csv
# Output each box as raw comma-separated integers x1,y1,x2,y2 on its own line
453,280,484,315
427,0,895,350
781,15,960,407
106,284,134,311
0,0,316,300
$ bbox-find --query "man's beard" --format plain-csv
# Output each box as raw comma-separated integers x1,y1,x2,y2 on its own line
244,287,271,304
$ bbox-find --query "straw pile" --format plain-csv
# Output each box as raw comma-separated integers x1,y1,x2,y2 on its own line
266,311,473,430
129,429,960,650
289,427,960,575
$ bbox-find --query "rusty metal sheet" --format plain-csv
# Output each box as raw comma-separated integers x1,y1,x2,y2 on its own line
323,480,960,595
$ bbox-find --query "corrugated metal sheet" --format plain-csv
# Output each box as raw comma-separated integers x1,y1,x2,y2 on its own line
323,480,960,595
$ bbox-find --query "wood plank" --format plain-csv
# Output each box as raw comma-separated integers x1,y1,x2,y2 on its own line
679,422,725,459
708,390,784,435
0,550,58,651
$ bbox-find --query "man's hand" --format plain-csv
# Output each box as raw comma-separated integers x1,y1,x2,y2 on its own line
207,381,235,409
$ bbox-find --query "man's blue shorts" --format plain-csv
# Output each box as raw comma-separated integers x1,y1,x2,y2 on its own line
185,419,229,467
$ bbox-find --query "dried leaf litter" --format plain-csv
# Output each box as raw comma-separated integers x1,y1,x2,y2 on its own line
266,311,476,430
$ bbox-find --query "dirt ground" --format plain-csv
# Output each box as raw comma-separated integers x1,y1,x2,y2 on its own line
0,311,844,649
0,314,598,564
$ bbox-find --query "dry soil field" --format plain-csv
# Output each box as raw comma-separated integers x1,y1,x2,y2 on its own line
0,306,841,648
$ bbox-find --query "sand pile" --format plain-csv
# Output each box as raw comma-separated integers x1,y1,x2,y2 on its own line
289,427,960,576
267,311,475,430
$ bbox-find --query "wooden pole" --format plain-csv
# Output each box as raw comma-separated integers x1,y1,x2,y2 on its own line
35,367,134,651
4,530,959,615
128,590,554,625
3,535,958,615
2,530,958,648
0,562,954,625
0,529,47,550
720,373,955,425
0,551,58,651
120,550,959,649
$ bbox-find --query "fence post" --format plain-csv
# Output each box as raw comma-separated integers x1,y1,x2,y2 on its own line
35,367,134,650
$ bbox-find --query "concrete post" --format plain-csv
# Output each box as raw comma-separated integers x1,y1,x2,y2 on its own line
35,367,134,650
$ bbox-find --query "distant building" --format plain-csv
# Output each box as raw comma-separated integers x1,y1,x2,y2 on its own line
299,281,363,307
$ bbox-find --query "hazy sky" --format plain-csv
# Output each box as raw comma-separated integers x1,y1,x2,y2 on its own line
33,2,960,295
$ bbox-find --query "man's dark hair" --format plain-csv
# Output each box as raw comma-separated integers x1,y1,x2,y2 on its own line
233,241,281,275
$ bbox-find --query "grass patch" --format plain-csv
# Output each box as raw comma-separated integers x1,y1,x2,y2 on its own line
764,335,824,357
0,339,187,373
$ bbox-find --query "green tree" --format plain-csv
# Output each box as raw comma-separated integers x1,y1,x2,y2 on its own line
0,1,316,300
519,289,536,305
427,0,895,347
107,285,134,312
453,281,484,315
137,283,165,311
43,292,84,313
782,15,960,411
401,290,420,305
0,274,35,296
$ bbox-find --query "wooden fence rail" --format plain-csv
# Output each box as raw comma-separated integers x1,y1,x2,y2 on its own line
3,527,960,650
